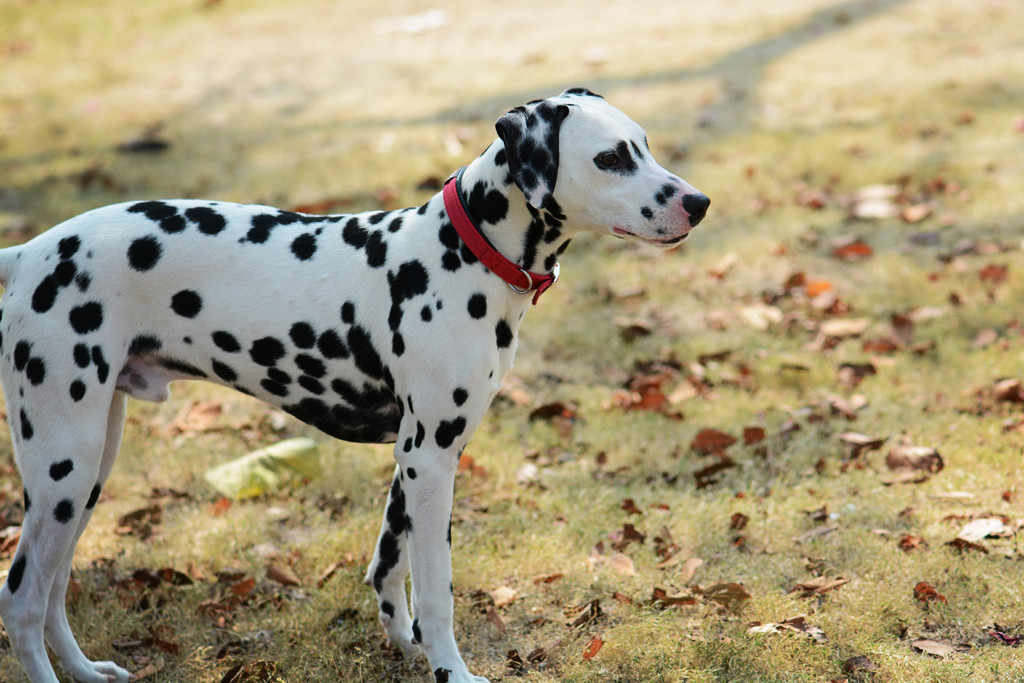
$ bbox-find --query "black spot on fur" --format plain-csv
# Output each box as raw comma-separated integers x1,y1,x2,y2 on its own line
73,344,91,368
58,236,81,259
246,214,279,243
91,346,110,383
289,322,317,349
7,555,26,594
340,302,355,324
69,301,104,334
185,206,227,235
372,530,400,592
266,367,292,385
291,233,317,260
435,417,467,449
297,376,325,395
452,388,468,406
261,379,290,397
420,305,432,322
294,353,326,378
54,499,75,523
495,319,513,348
317,330,348,359
53,260,77,287
434,667,451,682
250,337,286,366
365,232,387,268
32,276,59,313
412,619,422,644
49,459,74,481
170,290,203,318
128,201,177,222
158,357,208,378
23,489,30,513
381,600,395,618
13,341,30,371
20,408,33,440
127,235,163,272
342,219,368,248
86,484,101,510
70,380,86,401
414,422,425,448
212,360,238,382
640,206,654,221
403,438,413,453
388,216,404,233
407,467,417,479
467,293,487,319
128,335,162,356
212,331,241,353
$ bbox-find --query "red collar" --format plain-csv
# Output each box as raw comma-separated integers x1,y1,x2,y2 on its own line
443,168,558,305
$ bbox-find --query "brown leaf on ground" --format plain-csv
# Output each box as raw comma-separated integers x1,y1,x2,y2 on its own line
898,534,928,552
531,573,564,585
945,537,989,554
650,587,699,609
696,582,751,612
266,564,301,587
843,655,879,676
691,429,737,454
694,454,736,489
789,576,849,599
831,240,874,261
913,581,947,604
979,263,1008,286
838,432,885,459
730,513,750,530
486,606,507,635
742,426,766,445
567,599,603,628
886,445,944,473
528,401,578,421
582,635,604,660
747,616,827,644
621,498,643,515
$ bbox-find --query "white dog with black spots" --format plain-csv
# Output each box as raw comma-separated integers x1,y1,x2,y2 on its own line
0,89,709,682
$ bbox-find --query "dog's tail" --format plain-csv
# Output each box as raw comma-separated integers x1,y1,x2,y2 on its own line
0,246,23,289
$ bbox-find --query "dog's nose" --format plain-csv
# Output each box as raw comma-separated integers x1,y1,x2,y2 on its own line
682,193,710,226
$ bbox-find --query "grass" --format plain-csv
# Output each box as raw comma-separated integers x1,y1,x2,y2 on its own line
2,0,1024,681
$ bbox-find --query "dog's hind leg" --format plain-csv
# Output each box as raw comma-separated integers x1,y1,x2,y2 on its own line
364,464,415,656
43,391,130,683
0,391,130,683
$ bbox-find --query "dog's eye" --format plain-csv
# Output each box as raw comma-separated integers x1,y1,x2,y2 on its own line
594,152,622,170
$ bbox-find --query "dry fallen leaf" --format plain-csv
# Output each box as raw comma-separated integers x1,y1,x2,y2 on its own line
490,585,518,608
886,445,944,473
691,429,737,454
911,638,956,658
265,564,300,588
581,635,604,660
957,517,1009,542
609,553,636,576
789,576,849,599
747,616,827,644
913,581,947,604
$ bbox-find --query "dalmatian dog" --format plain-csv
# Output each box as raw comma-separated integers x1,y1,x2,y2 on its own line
0,89,708,682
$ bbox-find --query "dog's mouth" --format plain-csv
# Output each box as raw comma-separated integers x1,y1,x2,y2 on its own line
613,227,690,247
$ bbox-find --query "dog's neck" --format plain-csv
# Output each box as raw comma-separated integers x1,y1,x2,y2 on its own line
456,141,573,279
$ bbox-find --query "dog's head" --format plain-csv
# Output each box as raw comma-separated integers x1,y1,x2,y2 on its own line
496,89,709,248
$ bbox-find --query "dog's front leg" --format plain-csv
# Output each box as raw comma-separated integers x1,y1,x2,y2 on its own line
364,464,415,655
396,437,488,683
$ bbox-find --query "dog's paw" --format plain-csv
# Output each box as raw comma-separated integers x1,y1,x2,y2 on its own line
66,659,131,683
432,665,490,682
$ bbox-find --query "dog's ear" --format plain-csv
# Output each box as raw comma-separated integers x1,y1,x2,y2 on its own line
495,101,570,211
